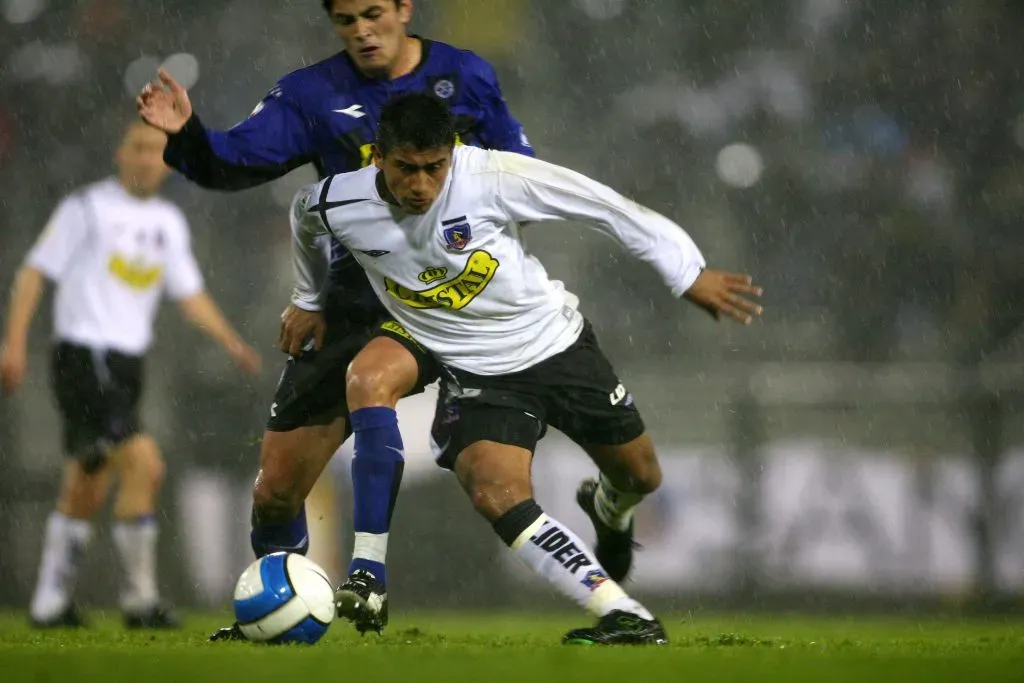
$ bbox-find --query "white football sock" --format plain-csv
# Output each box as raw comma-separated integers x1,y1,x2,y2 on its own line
352,531,389,565
112,516,160,613
510,513,653,620
594,474,644,532
30,512,93,621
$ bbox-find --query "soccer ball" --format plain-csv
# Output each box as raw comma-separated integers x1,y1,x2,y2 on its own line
232,552,335,644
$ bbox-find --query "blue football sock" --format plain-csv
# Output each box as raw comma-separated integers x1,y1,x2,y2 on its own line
250,505,309,558
348,406,405,586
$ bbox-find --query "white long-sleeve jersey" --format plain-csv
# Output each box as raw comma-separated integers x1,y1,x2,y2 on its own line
291,146,706,376
27,178,204,355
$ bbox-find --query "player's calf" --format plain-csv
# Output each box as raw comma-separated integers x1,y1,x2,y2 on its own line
455,440,664,643
249,425,342,557
31,461,109,626
111,435,177,625
338,336,418,617
577,435,662,583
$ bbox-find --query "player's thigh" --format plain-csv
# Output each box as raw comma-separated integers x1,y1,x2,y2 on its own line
103,348,145,445
111,433,165,488
265,321,371,437
257,419,347,502
429,372,545,474
543,322,647,450
56,459,113,518
347,321,439,408
49,342,142,473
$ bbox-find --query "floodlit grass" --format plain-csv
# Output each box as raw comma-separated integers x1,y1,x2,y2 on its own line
1,611,1023,682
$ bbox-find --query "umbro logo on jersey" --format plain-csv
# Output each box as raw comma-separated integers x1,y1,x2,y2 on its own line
358,249,391,257
333,104,366,119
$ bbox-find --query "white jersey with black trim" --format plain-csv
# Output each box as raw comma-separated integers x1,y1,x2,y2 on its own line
290,146,706,376
26,178,203,355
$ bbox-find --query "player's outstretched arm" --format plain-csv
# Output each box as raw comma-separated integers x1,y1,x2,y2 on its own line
682,269,763,325
493,152,763,324
137,69,313,191
163,211,260,373
177,292,262,374
0,266,46,394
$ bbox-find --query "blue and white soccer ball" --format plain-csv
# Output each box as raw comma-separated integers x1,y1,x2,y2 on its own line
233,552,335,644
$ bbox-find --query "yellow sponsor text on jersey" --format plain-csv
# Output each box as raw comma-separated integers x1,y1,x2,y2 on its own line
385,250,498,310
108,254,163,290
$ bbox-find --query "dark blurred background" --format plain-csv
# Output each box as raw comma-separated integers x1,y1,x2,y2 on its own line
2,0,1024,613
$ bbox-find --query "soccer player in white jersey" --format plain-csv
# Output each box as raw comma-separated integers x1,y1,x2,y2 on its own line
285,93,763,645
0,120,262,629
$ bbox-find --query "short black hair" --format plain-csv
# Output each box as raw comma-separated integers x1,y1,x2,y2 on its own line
322,0,401,14
376,93,456,157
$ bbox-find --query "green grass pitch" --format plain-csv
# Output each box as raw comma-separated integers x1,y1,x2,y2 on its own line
2,611,1023,682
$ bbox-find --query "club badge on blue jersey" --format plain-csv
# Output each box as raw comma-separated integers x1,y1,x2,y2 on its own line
442,215,471,251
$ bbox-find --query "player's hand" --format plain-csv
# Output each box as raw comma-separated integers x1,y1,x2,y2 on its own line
228,341,263,376
683,269,764,325
0,342,28,395
278,305,326,357
136,68,193,134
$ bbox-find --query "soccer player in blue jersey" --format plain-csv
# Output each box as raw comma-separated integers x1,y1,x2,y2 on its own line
137,0,534,639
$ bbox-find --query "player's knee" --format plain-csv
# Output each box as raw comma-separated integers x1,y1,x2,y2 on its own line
146,450,166,492
620,443,662,495
632,456,662,495
348,362,403,411
252,476,303,525
346,342,417,410
58,463,108,518
120,434,165,492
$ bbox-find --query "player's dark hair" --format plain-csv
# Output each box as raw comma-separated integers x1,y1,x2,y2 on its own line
376,93,456,157
322,0,402,14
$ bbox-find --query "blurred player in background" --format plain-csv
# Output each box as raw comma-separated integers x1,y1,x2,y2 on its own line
287,93,764,644
0,121,262,629
137,0,533,637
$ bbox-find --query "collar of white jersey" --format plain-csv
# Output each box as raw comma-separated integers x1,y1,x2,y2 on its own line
104,176,159,205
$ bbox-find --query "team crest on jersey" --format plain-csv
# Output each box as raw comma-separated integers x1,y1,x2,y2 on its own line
384,250,499,310
441,216,472,251
433,79,455,99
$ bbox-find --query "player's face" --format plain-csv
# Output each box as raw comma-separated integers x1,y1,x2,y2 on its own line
115,123,170,197
328,0,412,76
375,144,452,214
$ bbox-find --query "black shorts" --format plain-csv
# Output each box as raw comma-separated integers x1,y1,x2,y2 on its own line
430,320,645,470
266,311,439,434
50,342,144,457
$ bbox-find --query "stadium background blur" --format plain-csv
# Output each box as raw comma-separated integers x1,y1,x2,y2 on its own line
1,0,1023,614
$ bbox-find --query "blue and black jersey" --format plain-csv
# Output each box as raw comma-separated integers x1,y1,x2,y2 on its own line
164,38,533,312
